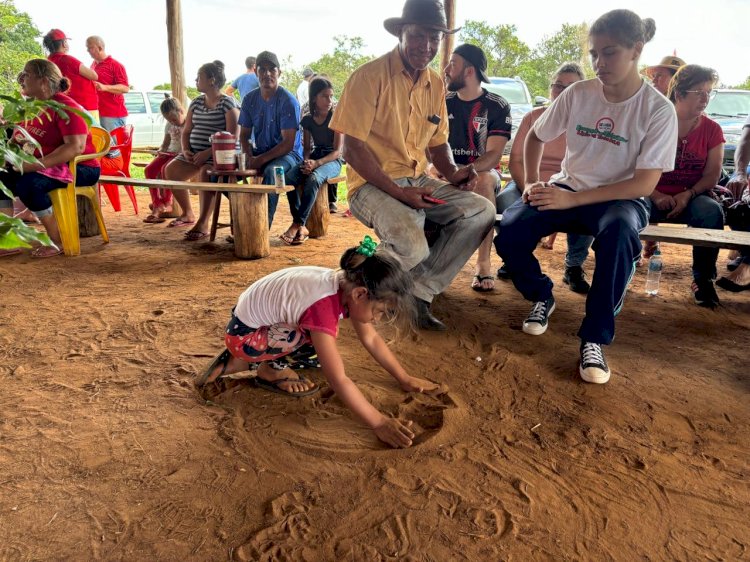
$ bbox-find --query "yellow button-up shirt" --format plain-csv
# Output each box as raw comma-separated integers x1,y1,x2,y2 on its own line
330,47,449,196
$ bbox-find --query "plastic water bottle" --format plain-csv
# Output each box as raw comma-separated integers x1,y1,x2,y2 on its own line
645,249,663,295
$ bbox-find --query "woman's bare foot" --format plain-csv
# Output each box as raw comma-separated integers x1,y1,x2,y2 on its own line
541,232,557,250
256,362,316,394
725,263,750,285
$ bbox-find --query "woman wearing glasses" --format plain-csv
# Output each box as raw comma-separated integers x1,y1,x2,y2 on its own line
497,62,593,294
645,65,725,307
496,9,678,384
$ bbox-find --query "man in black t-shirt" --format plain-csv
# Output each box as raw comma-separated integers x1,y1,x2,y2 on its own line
444,43,511,292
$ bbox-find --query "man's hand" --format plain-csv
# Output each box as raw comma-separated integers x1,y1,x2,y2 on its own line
300,159,316,175
727,172,748,200
527,184,578,211
666,190,691,219
373,417,415,448
650,190,676,211
443,164,478,191
396,188,441,209
247,155,263,170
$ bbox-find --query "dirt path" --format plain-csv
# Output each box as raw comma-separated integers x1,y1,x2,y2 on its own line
0,193,747,561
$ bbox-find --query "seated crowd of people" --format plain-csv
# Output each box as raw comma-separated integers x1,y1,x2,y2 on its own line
2,1,748,404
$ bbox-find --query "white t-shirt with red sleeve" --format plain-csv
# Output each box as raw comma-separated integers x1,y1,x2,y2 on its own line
533,78,678,191
234,266,346,338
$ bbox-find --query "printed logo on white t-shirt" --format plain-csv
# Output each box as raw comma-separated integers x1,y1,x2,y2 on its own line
575,116,629,147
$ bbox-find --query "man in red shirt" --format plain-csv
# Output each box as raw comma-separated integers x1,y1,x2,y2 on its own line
86,35,129,131
43,29,99,121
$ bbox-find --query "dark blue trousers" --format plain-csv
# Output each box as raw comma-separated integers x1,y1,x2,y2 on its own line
495,196,648,345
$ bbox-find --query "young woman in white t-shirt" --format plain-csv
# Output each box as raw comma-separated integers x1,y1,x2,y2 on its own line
196,237,442,448
496,9,678,384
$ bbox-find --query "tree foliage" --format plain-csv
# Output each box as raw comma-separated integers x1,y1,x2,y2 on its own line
733,75,750,90
152,82,199,101
282,36,375,98
459,21,531,78
0,0,43,96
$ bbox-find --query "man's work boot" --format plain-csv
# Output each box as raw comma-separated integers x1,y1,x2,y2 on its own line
416,298,447,331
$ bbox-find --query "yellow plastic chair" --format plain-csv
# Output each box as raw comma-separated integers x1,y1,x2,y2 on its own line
49,126,111,256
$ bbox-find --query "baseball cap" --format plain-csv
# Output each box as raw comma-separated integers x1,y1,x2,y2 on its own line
453,43,490,83
256,51,280,69
47,29,70,41
302,67,314,78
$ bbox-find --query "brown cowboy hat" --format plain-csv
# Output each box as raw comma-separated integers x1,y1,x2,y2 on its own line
642,55,686,77
384,0,461,37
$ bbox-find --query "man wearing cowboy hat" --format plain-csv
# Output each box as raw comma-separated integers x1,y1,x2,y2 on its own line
642,55,686,96
330,0,496,331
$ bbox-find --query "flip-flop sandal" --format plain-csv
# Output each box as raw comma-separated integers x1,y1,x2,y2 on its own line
0,248,22,258
31,246,63,259
471,274,495,292
290,232,309,245
279,232,296,245
184,230,209,241
252,372,320,397
167,218,196,228
143,214,166,224
195,348,232,388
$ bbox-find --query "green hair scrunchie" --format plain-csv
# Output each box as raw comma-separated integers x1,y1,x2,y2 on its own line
356,235,378,257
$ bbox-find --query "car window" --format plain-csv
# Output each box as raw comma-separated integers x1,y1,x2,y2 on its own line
706,91,750,118
484,82,529,104
124,92,147,114
148,92,170,114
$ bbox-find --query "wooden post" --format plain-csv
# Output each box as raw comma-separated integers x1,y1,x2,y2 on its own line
165,0,187,108
440,0,456,73
230,192,269,259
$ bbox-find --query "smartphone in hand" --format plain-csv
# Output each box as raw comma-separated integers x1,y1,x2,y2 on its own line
422,195,446,205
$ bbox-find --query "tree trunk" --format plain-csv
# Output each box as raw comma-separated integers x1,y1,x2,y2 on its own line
440,0,456,73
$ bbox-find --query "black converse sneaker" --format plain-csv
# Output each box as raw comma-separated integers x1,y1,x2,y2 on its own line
522,296,555,335
579,342,611,384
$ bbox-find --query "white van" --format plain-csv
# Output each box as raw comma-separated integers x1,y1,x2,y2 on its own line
123,90,174,148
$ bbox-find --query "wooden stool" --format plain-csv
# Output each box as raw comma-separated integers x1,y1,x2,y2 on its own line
307,175,346,238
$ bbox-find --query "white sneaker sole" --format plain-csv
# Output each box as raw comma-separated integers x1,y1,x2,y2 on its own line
522,302,555,335
579,363,611,384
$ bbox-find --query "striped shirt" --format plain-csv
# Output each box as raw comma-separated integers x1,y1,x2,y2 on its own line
187,94,239,152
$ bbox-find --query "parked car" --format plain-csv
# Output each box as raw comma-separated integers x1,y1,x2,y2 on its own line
704,88,750,173
123,90,175,148
482,76,534,154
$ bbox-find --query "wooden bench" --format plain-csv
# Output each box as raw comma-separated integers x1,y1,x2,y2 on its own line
306,175,346,238
494,214,750,250
99,175,293,259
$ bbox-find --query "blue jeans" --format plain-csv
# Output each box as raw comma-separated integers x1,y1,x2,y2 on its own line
0,169,66,217
285,160,342,225
645,193,724,281
100,116,126,131
259,152,303,227
496,181,593,267
496,197,648,345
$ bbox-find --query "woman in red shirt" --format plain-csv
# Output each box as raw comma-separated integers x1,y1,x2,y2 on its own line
0,59,100,258
645,65,725,307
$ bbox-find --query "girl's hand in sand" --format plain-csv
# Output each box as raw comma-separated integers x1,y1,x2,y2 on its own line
374,417,415,448
398,375,445,395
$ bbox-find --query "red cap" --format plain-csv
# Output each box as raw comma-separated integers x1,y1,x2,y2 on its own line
47,29,69,41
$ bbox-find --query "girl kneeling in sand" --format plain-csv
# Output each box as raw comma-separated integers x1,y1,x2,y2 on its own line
196,236,441,448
